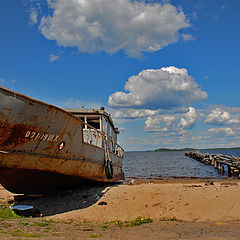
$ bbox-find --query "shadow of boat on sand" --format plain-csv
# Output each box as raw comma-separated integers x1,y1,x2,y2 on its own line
10,183,118,217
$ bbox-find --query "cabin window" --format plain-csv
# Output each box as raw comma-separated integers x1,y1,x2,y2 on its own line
78,117,86,129
110,126,114,138
87,116,100,129
111,128,116,139
79,117,85,122
103,117,108,134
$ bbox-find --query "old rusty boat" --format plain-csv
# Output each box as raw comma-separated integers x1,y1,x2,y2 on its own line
0,86,124,193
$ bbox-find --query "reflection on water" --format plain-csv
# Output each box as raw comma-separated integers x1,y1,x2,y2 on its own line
123,150,240,179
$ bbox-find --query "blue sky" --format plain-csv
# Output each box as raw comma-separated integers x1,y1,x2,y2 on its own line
1,0,240,151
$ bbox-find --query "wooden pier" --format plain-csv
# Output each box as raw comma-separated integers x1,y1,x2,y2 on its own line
185,151,240,177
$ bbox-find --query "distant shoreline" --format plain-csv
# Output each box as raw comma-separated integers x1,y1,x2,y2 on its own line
154,147,240,152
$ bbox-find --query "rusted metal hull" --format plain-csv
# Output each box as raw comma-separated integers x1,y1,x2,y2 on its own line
0,167,101,194
0,86,124,193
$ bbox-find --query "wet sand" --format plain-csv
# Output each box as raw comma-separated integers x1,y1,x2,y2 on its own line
1,179,240,239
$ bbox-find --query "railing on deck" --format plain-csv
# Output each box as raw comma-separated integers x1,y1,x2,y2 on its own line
82,121,124,158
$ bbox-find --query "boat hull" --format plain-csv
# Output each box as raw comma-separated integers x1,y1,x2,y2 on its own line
0,86,124,193
0,167,101,194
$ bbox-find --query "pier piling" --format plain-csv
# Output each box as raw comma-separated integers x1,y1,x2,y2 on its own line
185,151,240,178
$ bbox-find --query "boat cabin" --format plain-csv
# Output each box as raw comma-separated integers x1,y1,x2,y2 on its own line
64,108,123,157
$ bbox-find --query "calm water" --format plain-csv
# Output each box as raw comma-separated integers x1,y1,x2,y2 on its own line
123,150,240,179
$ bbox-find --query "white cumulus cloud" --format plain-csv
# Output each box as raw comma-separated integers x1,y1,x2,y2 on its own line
178,107,197,129
182,33,195,41
39,0,190,57
205,106,240,125
29,9,38,25
113,108,159,119
208,127,240,136
144,107,197,134
108,66,207,110
49,53,60,62
145,114,177,133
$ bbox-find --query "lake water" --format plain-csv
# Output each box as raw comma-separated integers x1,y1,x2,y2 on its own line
123,150,240,179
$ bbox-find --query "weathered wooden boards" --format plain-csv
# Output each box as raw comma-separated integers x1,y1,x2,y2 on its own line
185,151,240,177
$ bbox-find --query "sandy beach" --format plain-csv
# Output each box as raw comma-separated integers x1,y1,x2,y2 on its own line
53,180,240,222
1,179,240,239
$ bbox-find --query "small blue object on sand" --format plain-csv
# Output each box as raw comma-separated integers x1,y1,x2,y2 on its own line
10,205,40,217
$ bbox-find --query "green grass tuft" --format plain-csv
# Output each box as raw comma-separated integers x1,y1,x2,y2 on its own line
18,221,29,226
101,224,109,229
128,216,153,226
31,219,54,227
9,229,43,238
52,232,60,236
109,216,153,228
89,233,102,238
0,207,21,220
161,216,178,221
